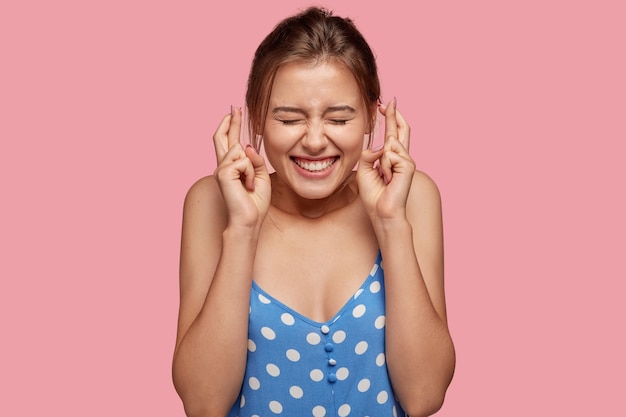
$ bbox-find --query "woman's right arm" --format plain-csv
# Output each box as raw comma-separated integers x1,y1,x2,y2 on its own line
172,109,271,417
171,176,253,417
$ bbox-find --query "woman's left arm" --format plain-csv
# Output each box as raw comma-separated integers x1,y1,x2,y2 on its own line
358,100,455,417
381,171,455,417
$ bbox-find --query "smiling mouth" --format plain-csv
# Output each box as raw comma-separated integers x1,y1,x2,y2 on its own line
292,157,338,172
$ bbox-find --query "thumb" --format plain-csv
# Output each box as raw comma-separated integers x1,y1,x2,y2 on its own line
358,147,383,172
244,145,268,190
245,145,267,171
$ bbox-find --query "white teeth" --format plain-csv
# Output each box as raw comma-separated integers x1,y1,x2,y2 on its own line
294,158,336,172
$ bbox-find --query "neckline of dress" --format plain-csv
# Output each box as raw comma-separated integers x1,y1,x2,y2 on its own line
251,250,382,326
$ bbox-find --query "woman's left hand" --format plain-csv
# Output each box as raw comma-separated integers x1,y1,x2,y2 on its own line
357,98,415,223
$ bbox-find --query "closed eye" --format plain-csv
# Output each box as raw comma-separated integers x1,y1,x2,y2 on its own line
274,116,304,125
328,119,348,125
277,119,303,125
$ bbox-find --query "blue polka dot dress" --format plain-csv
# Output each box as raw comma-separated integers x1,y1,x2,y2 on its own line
228,251,407,417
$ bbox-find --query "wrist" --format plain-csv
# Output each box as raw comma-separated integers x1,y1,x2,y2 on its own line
223,223,261,245
372,216,413,243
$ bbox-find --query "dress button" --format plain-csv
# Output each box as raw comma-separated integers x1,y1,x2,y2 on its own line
324,343,334,352
327,373,337,383
321,325,330,334
328,358,337,366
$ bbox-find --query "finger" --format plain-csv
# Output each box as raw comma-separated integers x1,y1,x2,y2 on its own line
214,155,249,188
379,143,416,182
359,147,384,172
385,134,411,159
382,98,399,144
358,147,386,186
245,145,267,172
213,113,233,162
393,107,411,150
379,150,394,184
228,106,242,148
240,156,256,192
244,145,269,191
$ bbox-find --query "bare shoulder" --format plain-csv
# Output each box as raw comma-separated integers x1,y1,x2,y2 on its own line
406,169,442,217
180,174,228,268
182,175,228,229
184,175,225,211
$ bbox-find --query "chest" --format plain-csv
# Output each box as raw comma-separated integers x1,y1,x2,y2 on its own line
252,206,378,323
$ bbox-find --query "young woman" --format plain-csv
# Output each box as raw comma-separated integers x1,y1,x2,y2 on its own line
173,7,455,417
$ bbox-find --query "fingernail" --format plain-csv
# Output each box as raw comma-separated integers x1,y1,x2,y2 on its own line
231,105,235,116
392,97,397,109
371,144,384,152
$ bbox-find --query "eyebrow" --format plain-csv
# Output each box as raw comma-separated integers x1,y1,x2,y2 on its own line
272,105,357,115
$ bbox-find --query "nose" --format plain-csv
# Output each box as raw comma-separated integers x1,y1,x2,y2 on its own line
301,121,328,153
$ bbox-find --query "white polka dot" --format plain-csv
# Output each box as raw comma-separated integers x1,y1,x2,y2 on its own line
338,404,351,416
355,341,368,355
376,353,386,366
306,332,321,345
249,377,261,390
240,394,245,407
258,294,271,304
286,348,300,362
353,304,366,318
332,330,346,344
248,339,257,352
336,367,349,381
354,288,364,299
266,363,280,377
281,313,295,325
392,405,398,417
261,327,276,340
252,415,259,417
370,263,379,276
310,369,324,382
269,400,283,414
377,390,389,404
357,378,371,392
312,405,326,417
369,281,381,293
374,315,386,329
289,385,303,399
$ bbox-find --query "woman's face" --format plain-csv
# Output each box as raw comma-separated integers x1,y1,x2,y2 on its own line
263,59,372,201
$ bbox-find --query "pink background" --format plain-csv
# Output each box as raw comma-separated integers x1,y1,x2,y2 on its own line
1,0,624,415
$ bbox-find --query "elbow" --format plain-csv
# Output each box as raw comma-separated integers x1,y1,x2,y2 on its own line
172,366,215,417
178,397,232,417
401,365,455,417
181,404,208,417
173,371,236,417
181,404,223,417
402,388,448,417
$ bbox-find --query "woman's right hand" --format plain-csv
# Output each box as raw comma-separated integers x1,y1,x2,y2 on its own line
213,107,271,230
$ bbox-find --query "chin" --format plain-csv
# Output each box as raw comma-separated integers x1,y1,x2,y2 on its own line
291,174,354,202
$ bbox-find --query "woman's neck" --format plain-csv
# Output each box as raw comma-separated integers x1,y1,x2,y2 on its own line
269,172,359,219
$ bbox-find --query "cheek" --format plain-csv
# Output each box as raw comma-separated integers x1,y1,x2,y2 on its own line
327,126,368,149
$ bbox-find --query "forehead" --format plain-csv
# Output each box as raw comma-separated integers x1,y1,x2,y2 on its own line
269,59,362,106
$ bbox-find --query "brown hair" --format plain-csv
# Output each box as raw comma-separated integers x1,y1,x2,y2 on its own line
245,7,381,150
